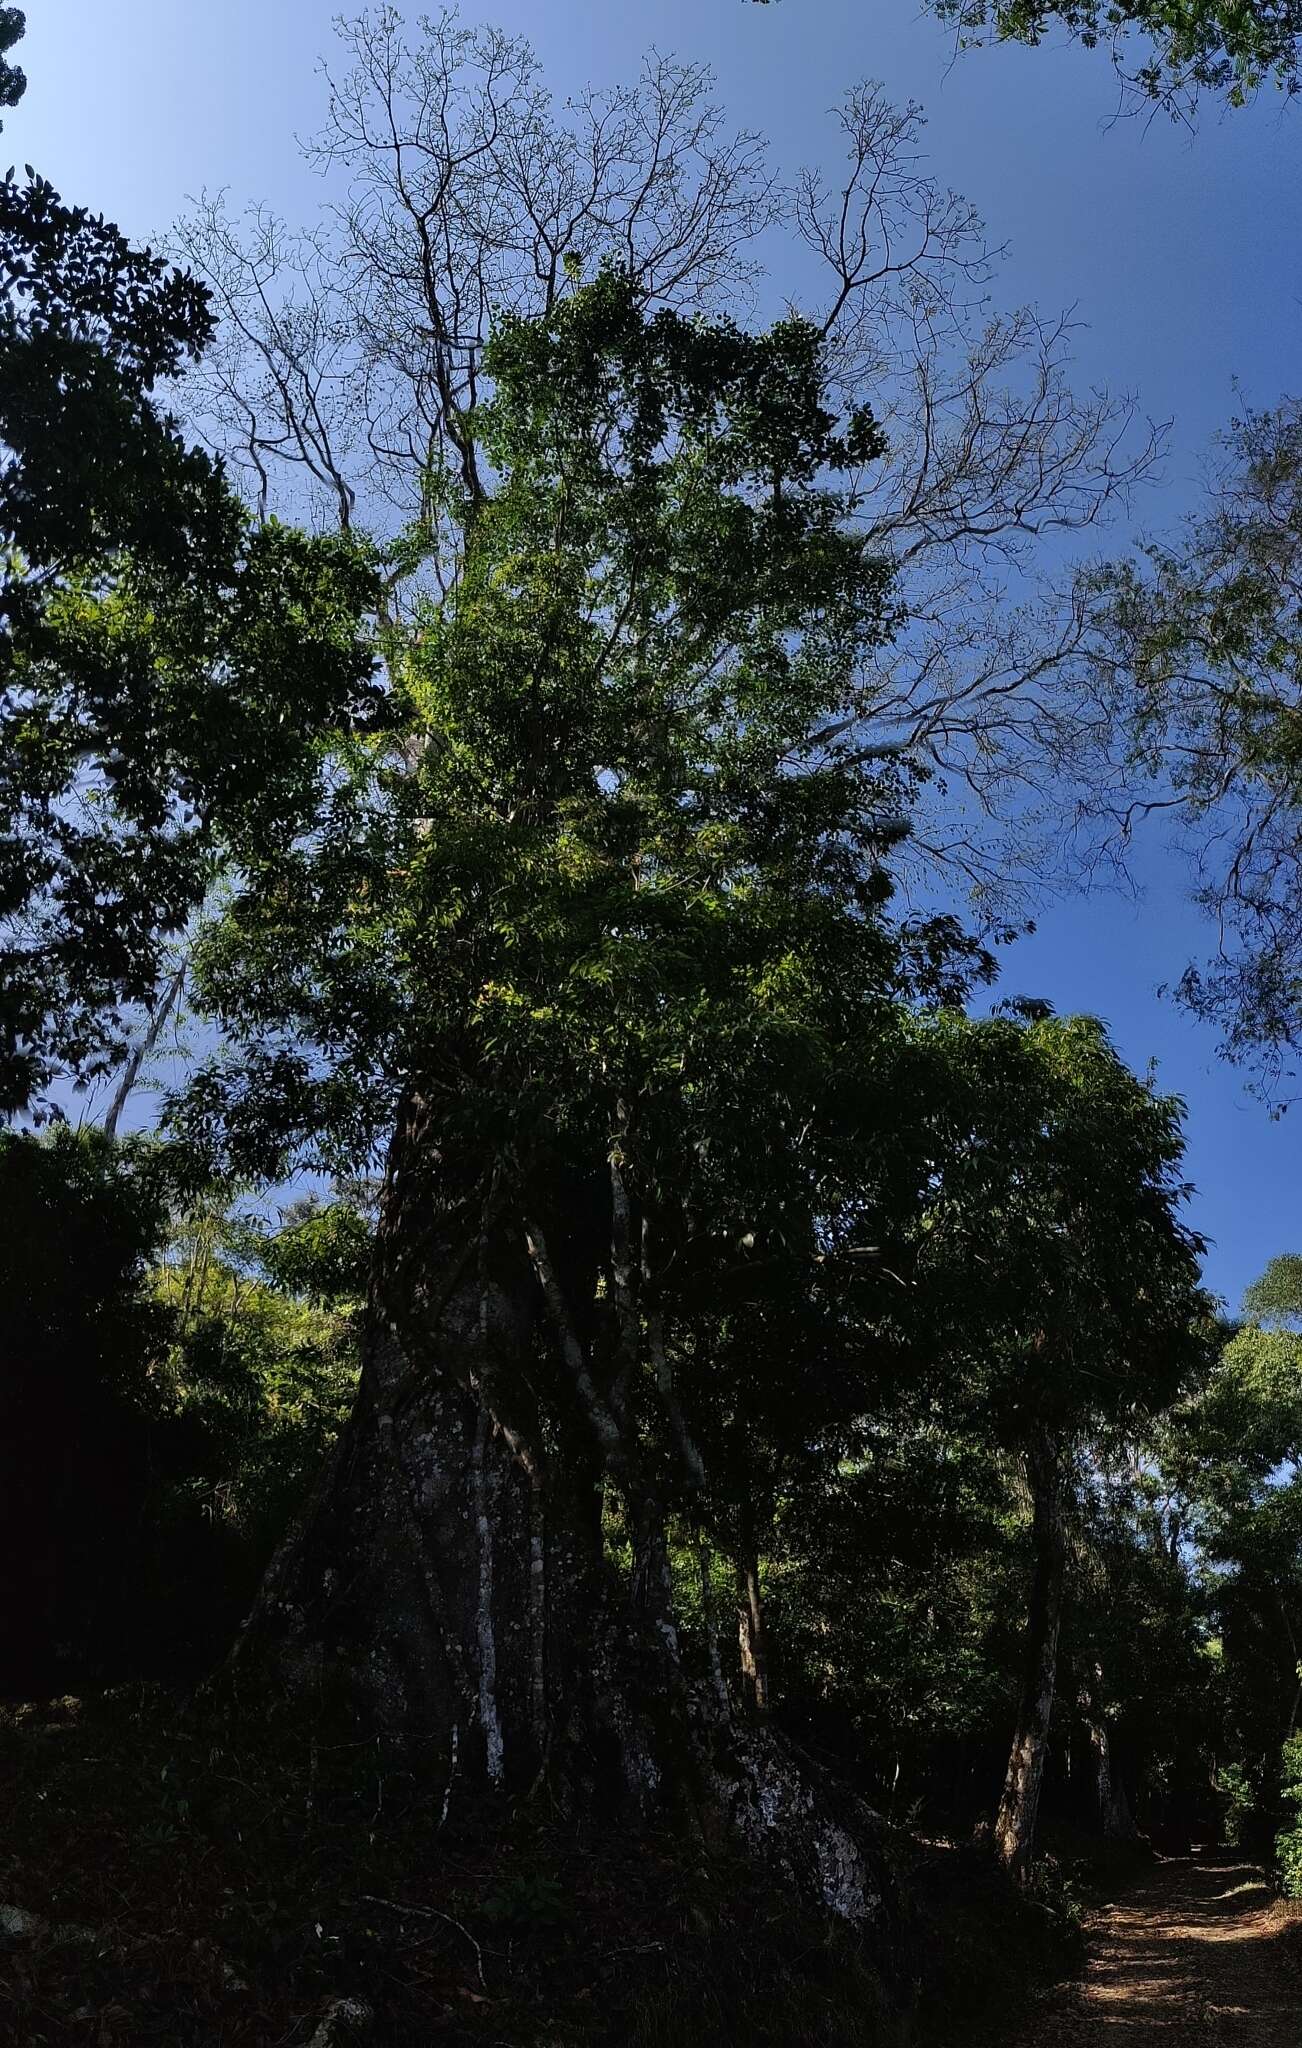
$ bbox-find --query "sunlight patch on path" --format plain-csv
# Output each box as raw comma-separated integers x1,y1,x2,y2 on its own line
1010,1854,1302,2044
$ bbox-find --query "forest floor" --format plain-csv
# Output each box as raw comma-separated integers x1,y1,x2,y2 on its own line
0,1687,1082,2047
1009,1852,1302,2044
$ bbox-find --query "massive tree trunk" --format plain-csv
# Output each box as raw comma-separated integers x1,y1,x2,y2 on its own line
993,1428,1068,1882
231,1088,898,1935
233,1090,649,1799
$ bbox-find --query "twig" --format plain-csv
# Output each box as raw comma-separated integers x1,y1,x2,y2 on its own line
360,1893,485,1988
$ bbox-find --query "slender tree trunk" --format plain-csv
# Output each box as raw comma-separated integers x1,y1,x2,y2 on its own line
994,1429,1067,1882
698,1538,729,1715
1089,1716,1137,1840
1280,1598,1302,1742
103,960,186,1138
736,1553,771,1714
1079,1663,1137,1841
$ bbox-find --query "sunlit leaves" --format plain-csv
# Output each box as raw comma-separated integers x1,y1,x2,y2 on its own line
929,0,1302,107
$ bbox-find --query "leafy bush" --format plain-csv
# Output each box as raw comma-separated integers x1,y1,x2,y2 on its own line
1275,1730,1302,1896
1217,1762,1257,1846
151,1195,365,1567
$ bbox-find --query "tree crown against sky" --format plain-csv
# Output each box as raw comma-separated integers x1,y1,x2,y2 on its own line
0,136,382,1116
911,1007,1207,1436
170,10,1159,923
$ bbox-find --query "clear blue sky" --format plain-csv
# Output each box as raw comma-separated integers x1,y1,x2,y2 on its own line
15,0,1302,1308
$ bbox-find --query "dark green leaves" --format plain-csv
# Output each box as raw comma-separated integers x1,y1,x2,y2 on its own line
0,172,224,579
0,8,24,128
910,1010,1208,1436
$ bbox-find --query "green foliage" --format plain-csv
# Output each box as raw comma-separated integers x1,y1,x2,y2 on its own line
928,0,1302,105
1218,1762,1257,1845
1275,1731,1302,1894
911,1009,1208,1441
152,1196,363,1563
772,1424,1023,1808
754,0,1301,105
1071,1458,1215,1817
736,1009,1208,1832
1243,1254,1302,1327
256,1197,374,1308
0,141,382,1115
0,1122,174,1391
1153,1266,1302,1850
1088,403,1302,1081
0,502,381,1115
178,270,989,1276
1276,1825,1302,1895
0,1127,361,1686
0,171,219,573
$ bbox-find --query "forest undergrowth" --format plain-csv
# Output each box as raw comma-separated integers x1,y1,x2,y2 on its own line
0,1687,1084,2048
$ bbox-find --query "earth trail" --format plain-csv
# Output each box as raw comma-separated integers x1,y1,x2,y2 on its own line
1013,1853,1302,2042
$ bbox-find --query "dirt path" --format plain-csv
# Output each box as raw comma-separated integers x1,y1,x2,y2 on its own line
1016,1854,1302,2043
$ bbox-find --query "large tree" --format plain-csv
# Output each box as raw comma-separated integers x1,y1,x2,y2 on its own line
104,11,1159,1912
168,7,1159,1876
189,262,974,1919
911,1010,1207,1875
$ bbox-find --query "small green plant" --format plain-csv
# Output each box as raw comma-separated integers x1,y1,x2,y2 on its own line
1217,1762,1256,1846
1023,1855,1085,1968
1277,1826,1302,1898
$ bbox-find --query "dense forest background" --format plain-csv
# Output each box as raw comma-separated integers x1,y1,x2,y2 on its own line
4,4,1302,2044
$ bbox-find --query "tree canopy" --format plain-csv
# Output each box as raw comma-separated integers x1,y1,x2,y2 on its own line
929,1,1302,107
0,165,382,1115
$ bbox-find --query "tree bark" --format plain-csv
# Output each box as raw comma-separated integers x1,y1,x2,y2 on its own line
1079,1663,1137,1841
736,1553,771,1714
229,1091,601,1790
994,1429,1067,1882
1280,1598,1301,1742
229,1087,899,1938
1089,1715,1137,1840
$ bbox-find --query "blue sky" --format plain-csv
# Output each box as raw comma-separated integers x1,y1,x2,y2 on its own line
15,0,1302,1306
